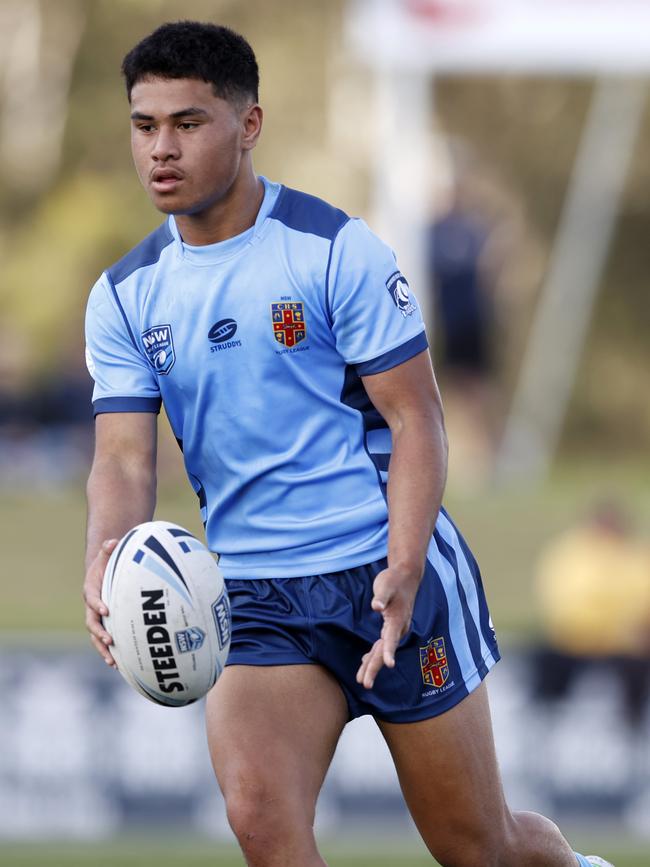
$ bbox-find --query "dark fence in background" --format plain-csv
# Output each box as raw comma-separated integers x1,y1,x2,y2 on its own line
0,645,648,840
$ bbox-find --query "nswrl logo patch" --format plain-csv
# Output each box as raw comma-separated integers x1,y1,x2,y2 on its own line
142,324,175,375
386,271,416,318
211,593,231,651
175,627,206,654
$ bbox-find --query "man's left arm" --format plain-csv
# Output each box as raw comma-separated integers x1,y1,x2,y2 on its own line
356,349,448,689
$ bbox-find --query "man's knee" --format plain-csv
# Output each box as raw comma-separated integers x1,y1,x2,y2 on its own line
224,781,315,859
431,811,569,867
226,790,266,849
434,844,501,867
426,819,508,867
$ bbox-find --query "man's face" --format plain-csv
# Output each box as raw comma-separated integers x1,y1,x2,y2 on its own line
129,76,252,217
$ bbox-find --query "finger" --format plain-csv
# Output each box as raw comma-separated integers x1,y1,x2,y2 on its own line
362,645,385,689
83,538,118,614
355,641,380,685
85,608,113,645
360,640,387,690
90,633,117,667
84,587,109,617
91,539,119,581
355,651,370,684
371,569,396,613
379,619,402,669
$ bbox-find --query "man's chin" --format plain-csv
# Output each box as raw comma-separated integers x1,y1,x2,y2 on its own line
148,194,179,215
149,196,201,217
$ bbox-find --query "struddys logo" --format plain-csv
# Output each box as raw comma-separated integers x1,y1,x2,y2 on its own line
142,324,175,375
208,318,242,354
386,272,416,318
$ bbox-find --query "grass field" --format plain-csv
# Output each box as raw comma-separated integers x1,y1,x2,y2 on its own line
0,838,648,866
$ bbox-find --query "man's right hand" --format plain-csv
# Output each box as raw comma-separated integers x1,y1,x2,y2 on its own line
83,538,119,668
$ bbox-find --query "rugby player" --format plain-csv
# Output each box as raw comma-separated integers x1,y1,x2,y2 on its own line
82,20,613,867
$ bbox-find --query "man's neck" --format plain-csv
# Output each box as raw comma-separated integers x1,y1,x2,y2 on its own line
174,170,265,246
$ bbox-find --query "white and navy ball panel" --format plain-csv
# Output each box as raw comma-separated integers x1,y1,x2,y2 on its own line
104,523,204,608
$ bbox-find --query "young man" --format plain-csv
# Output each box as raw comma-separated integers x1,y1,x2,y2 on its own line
83,21,612,867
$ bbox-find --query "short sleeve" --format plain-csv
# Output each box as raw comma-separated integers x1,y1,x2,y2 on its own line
327,218,428,374
85,274,161,416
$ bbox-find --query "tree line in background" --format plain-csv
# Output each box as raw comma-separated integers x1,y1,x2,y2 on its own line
0,0,648,454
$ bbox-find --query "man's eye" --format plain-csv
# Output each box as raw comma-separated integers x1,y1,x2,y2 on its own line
179,122,198,130
137,125,155,133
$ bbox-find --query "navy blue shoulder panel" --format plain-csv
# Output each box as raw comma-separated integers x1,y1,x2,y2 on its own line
108,221,174,286
268,186,349,240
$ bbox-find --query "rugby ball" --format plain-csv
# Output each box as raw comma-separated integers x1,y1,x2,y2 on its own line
101,521,231,707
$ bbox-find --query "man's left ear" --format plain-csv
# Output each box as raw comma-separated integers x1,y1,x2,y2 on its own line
242,104,263,150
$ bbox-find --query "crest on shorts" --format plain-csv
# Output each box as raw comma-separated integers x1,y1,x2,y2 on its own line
420,636,449,687
141,324,175,375
271,302,307,347
386,271,416,318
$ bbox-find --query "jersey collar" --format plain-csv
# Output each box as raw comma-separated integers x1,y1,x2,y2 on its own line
169,176,282,266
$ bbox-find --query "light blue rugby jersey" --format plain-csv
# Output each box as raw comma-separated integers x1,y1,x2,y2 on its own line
85,177,429,579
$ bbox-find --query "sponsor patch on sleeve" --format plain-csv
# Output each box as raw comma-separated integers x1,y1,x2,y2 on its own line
386,271,416,318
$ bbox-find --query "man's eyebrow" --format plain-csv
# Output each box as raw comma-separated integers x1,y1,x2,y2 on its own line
170,107,209,118
130,107,209,121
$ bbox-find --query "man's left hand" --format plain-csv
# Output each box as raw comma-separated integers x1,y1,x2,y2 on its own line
356,567,421,689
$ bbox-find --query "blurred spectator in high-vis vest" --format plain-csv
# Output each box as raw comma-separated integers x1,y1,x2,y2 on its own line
533,500,650,730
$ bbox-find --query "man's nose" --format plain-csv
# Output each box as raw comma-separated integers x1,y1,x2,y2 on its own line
151,127,180,161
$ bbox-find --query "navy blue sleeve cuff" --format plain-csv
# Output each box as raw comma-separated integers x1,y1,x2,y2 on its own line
93,396,162,416
355,330,429,376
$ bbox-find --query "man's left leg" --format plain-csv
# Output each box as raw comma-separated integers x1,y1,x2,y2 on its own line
378,682,583,867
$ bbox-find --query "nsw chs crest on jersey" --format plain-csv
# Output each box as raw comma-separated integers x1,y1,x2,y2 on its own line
271,302,307,348
142,324,175,375
386,271,416,318
420,636,449,687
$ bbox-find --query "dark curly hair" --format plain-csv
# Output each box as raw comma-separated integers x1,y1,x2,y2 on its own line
122,21,259,104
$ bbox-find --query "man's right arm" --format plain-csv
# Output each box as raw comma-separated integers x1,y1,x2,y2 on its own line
84,412,158,667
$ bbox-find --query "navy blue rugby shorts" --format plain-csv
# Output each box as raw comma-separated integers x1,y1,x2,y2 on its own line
224,509,500,723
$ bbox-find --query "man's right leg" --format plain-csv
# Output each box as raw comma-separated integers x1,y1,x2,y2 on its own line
205,663,349,867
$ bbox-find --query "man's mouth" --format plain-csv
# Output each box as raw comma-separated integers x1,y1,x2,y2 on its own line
150,168,184,192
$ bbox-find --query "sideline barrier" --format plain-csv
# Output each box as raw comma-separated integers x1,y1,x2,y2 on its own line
0,646,648,839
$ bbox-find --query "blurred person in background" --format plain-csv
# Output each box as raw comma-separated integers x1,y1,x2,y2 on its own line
533,500,650,732
0,327,93,488
427,153,513,487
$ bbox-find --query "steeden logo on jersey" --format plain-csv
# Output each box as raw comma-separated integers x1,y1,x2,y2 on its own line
386,271,416,318
208,318,242,353
141,325,175,375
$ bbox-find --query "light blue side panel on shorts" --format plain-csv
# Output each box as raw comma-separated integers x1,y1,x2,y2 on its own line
426,520,497,695
436,510,498,670
426,536,482,692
